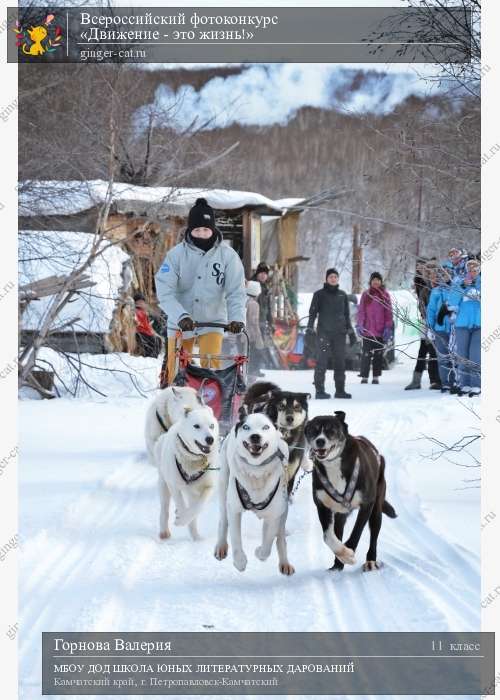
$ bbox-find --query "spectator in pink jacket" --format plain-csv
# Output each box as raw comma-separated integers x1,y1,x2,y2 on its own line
356,272,393,384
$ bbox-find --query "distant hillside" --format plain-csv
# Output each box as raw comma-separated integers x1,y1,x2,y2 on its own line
19,64,479,290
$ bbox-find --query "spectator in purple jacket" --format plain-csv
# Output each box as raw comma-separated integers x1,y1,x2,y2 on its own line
356,272,393,385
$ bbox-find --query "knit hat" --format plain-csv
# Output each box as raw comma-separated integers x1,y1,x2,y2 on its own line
246,280,261,298
186,198,215,233
255,262,270,274
369,271,383,284
325,268,339,279
133,292,146,302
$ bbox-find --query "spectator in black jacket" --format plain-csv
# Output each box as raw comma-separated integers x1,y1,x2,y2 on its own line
307,268,357,399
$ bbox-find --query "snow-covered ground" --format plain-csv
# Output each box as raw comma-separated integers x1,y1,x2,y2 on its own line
19,353,480,700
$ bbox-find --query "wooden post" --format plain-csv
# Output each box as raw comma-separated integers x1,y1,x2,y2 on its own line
352,223,363,294
242,209,252,278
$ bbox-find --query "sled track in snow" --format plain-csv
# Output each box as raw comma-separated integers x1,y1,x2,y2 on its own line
19,387,479,700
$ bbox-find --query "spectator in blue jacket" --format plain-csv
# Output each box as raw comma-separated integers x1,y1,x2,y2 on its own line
447,259,481,396
426,266,456,392
447,247,468,284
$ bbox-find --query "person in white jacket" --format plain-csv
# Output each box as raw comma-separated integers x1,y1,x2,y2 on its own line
155,198,247,384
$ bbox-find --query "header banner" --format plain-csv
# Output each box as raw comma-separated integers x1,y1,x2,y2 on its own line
8,6,472,64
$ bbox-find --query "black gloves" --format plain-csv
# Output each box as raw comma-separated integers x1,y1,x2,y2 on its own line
436,303,451,327
227,321,245,334
178,317,195,332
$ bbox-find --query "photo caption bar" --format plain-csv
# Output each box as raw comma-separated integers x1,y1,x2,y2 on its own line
42,632,494,695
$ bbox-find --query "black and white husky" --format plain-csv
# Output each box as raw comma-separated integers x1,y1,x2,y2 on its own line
305,412,397,572
154,405,219,541
244,382,310,495
145,386,202,463
214,411,294,575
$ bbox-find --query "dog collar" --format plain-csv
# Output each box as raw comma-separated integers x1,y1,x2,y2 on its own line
156,410,169,433
314,459,360,511
176,458,207,484
239,447,286,468
235,477,281,511
176,434,211,469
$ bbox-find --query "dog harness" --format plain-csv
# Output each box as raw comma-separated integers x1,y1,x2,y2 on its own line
156,410,169,433
176,458,207,484
235,477,281,511
314,459,360,511
238,447,286,468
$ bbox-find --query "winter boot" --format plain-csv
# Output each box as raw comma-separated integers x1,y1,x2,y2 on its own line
405,371,422,390
429,382,442,390
334,381,352,399
360,378,368,384
315,389,331,400
372,378,379,385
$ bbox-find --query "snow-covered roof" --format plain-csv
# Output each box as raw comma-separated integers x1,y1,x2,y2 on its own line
19,180,305,218
19,230,130,333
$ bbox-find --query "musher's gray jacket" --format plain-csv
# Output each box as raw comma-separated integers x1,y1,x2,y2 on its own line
155,233,247,338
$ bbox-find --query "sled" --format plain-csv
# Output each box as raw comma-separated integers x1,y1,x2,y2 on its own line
161,322,248,437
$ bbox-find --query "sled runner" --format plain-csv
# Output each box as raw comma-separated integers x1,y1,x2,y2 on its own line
161,322,248,436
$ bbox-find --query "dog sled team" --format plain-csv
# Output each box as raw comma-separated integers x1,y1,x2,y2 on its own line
146,382,397,577
145,196,398,577
143,197,481,580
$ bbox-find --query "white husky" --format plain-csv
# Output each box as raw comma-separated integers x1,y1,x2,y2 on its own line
145,386,202,463
154,405,219,542
214,411,294,575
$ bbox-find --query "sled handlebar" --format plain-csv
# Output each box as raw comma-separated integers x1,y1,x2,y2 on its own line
193,322,233,331
177,322,250,356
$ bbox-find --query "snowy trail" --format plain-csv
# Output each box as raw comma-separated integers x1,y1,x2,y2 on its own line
19,362,480,700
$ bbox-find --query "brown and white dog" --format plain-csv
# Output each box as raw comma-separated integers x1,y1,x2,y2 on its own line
305,412,397,572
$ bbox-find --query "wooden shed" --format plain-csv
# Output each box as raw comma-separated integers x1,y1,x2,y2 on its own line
19,180,305,354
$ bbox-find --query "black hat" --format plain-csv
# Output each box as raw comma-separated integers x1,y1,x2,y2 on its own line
256,262,270,274
186,198,215,233
369,271,383,284
325,267,339,279
133,292,146,302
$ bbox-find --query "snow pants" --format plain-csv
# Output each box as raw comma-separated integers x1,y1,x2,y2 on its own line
434,331,456,388
454,327,481,389
414,339,440,384
360,336,384,378
314,332,346,391
166,332,223,385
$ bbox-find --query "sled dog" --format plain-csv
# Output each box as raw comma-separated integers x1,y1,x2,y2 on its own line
154,405,219,541
214,410,294,575
145,386,202,463
305,412,397,572
244,381,310,495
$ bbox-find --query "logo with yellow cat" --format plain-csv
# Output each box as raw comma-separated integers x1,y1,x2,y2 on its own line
13,13,62,57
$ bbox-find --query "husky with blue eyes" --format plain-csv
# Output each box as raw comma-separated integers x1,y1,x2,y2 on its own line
214,409,294,575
